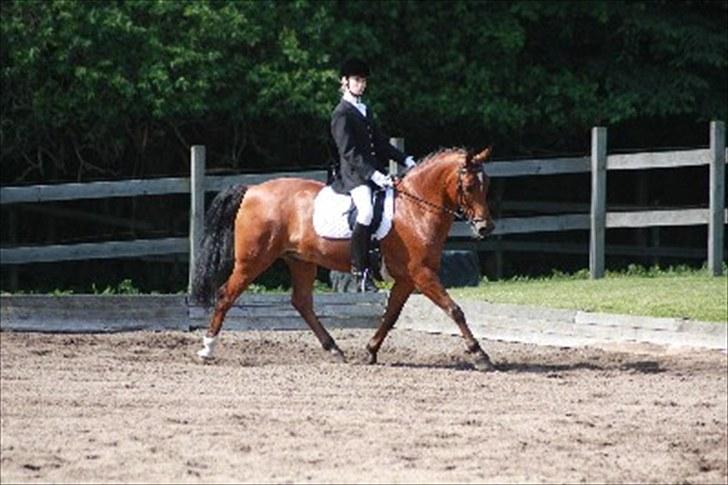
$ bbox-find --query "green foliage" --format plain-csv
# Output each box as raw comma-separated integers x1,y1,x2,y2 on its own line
245,283,285,294
2,0,725,183
1,0,338,180
11,277,143,295
91,278,141,295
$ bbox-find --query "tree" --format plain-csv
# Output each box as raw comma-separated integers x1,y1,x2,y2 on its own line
1,0,725,180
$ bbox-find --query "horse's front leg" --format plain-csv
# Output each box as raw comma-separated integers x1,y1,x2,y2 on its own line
366,279,415,365
413,268,494,371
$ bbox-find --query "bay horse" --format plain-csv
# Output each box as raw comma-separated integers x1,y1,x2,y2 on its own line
191,146,496,370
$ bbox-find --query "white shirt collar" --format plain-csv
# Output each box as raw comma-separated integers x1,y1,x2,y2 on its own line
342,91,367,117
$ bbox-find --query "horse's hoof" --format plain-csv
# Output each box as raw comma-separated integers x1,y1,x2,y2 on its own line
327,346,346,364
367,352,378,365
473,353,495,372
196,349,215,362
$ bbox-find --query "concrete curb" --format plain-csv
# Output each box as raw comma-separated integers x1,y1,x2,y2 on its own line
0,295,189,333
397,295,727,351
0,294,384,333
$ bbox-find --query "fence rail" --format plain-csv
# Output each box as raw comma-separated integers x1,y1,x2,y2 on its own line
0,238,188,265
1,122,725,281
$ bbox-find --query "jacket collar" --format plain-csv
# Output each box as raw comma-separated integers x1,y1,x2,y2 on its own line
342,92,367,118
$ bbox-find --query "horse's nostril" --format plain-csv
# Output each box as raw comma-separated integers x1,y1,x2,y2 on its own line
478,222,495,238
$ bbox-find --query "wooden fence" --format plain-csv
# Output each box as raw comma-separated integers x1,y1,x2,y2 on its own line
1,122,725,286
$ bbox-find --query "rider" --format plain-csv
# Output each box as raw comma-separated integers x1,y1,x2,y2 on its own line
330,57,417,292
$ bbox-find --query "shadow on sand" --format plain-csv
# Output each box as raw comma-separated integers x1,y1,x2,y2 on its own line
383,359,666,375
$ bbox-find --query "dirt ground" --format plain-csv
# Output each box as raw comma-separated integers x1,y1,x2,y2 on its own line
1,328,726,484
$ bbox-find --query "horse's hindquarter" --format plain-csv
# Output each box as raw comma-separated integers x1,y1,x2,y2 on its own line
238,178,350,270
241,177,321,229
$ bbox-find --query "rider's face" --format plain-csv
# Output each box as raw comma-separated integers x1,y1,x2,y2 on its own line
345,75,367,97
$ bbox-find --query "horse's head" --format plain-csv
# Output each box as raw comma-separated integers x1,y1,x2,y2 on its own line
397,145,495,239
458,146,495,239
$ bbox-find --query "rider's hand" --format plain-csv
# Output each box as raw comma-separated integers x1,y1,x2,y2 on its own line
405,156,417,169
371,171,394,188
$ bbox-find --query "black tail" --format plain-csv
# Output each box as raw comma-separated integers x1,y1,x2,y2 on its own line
190,184,248,306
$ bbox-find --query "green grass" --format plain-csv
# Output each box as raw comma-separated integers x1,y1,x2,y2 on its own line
451,265,728,323
6,265,726,323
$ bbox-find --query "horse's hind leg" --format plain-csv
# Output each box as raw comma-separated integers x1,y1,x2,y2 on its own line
197,264,251,359
197,255,274,360
285,258,345,362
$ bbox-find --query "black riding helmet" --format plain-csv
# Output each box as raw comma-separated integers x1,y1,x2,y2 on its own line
340,57,370,78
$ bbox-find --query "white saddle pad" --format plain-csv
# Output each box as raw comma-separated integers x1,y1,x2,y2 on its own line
313,186,394,240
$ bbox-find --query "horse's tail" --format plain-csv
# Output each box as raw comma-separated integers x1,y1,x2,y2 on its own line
190,184,248,306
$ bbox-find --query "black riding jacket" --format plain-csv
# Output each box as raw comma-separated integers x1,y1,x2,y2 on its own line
330,99,407,194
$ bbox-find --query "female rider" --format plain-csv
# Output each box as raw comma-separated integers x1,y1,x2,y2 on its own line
330,57,416,292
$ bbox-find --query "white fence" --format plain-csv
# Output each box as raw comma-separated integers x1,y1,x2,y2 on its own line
1,122,725,285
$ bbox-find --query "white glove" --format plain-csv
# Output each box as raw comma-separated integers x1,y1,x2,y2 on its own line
405,156,417,169
371,171,394,188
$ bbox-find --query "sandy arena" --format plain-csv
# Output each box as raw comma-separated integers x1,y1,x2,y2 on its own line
1,328,726,484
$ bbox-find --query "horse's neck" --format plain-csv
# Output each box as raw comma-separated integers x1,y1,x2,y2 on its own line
403,158,457,207
398,158,459,241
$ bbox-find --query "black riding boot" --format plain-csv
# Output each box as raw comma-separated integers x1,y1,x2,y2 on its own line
350,222,379,293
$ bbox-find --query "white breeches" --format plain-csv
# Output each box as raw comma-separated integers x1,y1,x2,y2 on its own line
350,184,374,225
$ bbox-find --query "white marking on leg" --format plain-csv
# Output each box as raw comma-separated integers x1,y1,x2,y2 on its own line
197,335,218,359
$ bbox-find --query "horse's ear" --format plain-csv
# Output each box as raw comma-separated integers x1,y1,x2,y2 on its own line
472,145,493,164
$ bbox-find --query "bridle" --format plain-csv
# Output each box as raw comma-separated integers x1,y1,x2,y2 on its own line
393,163,489,232
456,166,490,228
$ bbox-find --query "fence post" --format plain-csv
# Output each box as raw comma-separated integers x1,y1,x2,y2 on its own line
6,210,18,291
708,120,725,276
188,145,206,294
389,137,404,176
493,180,505,280
590,127,607,279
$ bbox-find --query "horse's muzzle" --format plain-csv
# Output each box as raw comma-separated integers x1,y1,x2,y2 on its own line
475,220,496,239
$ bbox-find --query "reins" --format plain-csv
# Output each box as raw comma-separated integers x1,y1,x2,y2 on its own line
393,184,463,218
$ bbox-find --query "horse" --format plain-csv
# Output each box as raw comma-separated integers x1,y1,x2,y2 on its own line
191,146,497,370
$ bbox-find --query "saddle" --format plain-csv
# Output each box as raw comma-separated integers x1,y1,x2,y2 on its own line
312,185,396,280
312,185,395,241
